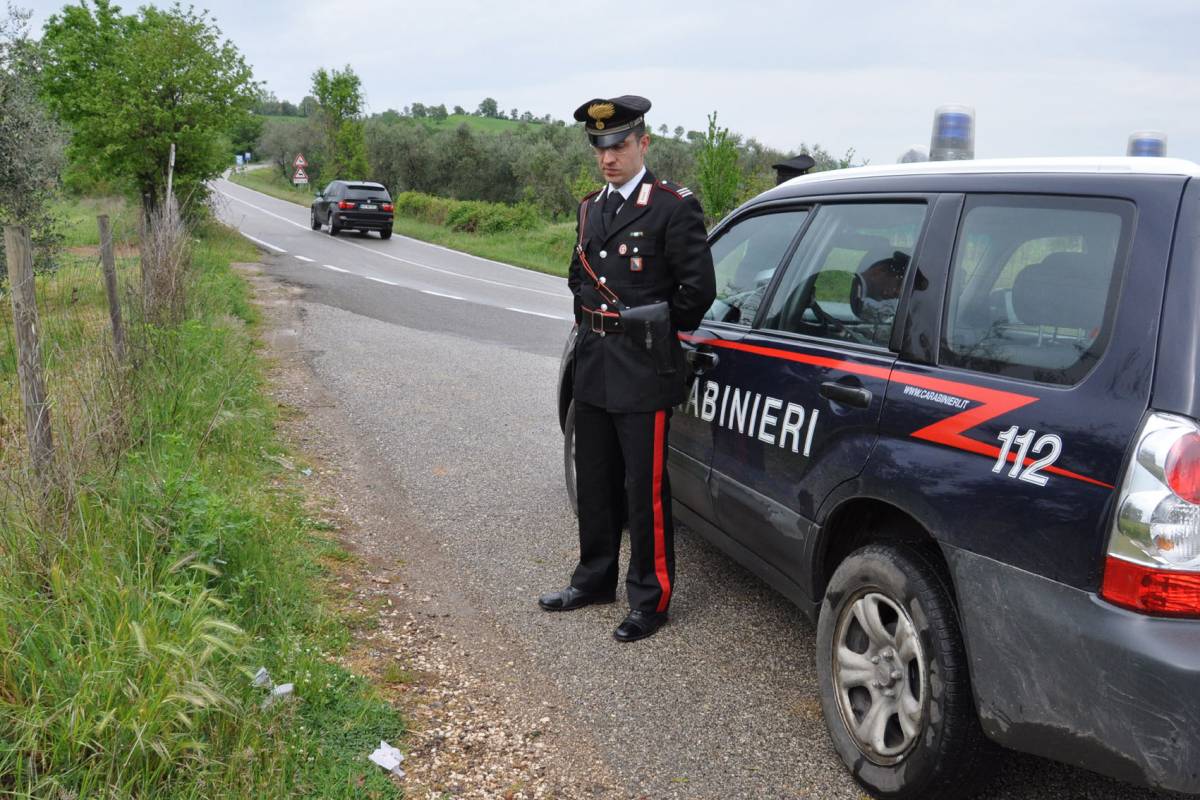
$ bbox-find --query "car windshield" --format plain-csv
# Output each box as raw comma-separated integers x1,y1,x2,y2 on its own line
346,186,390,201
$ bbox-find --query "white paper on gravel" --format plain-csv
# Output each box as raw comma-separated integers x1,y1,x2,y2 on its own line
369,740,405,777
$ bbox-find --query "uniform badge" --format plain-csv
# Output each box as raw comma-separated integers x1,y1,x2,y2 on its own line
619,243,628,256
636,183,653,207
630,257,643,272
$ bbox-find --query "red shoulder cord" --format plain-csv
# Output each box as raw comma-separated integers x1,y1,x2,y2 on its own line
577,198,622,308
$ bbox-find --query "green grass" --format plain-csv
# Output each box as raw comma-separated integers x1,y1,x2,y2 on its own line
230,165,318,206
423,113,531,133
0,199,404,798
228,168,575,277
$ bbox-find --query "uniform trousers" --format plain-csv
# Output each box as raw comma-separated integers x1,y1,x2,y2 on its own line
571,400,675,614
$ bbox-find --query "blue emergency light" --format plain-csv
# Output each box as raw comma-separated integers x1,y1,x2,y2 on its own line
1127,131,1167,157
930,105,975,161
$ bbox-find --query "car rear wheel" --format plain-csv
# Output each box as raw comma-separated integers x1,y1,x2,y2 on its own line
310,209,320,230
328,212,340,236
379,227,392,240
816,543,994,800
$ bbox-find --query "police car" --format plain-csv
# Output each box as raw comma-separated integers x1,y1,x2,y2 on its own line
557,157,1200,798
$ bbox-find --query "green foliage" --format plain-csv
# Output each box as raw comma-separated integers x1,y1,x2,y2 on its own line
570,163,600,201
310,65,368,181
445,199,540,234
694,111,741,223
38,0,258,212
476,96,499,118
0,4,64,276
797,141,863,172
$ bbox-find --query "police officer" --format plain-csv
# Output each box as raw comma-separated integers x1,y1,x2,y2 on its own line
538,95,716,642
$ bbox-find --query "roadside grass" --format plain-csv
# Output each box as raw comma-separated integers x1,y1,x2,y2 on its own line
0,197,404,798
228,168,574,277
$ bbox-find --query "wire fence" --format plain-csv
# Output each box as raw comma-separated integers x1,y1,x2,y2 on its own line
0,195,185,513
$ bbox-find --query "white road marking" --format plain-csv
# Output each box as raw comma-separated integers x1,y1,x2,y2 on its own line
294,255,314,263
323,264,350,273
421,289,465,300
505,307,570,321
366,276,399,286
217,185,567,298
241,233,286,253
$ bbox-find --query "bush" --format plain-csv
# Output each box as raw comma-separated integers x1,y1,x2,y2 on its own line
394,191,540,235
445,199,540,234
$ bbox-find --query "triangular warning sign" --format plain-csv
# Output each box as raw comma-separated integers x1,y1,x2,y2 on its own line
293,167,308,180
293,153,308,168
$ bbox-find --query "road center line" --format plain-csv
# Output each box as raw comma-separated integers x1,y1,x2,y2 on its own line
421,289,465,300
365,276,399,286
241,232,286,253
323,264,350,273
505,307,570,321
217,185,567,298
294,255,314,263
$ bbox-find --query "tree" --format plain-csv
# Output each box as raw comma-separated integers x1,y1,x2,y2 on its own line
510,108,518,120
674,126,684,140
311,65,368,179
476,97,498,118
452,105,466,116
796,142,861,172
694,111,740,223
429,103,448,121
410,101,427,118
299,95,318,116
39,0,257,212
0,4,63,276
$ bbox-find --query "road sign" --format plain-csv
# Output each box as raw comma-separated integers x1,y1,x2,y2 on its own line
293,153,307,168
292,167,309,185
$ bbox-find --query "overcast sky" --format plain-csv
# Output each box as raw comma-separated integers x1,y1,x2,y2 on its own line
20,0,1200,164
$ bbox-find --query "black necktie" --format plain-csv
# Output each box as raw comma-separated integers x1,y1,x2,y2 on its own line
602,188,623,235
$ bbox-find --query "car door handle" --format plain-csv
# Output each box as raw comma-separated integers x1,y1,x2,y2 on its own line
819,381,873,408
686,349,719,372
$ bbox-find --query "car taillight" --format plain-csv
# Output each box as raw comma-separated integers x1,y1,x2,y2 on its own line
382,203,394,212
338,200,356,210
1102,412,1200,616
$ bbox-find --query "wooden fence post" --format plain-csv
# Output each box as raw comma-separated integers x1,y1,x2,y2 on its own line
3,225,54,479
97,215,126,363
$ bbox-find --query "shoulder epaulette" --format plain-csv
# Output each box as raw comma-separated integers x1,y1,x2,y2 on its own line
581,188,602,204
655,179,695,200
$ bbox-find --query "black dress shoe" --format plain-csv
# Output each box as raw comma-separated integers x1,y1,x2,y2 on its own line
538,585,616,612
613,610,668,642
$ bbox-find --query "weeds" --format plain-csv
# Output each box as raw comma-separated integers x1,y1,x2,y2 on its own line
0,198,403,797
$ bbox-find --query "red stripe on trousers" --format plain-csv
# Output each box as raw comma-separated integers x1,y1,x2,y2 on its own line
652,410,671,612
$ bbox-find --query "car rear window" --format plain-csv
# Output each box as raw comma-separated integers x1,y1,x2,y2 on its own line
346,185,390,200
941,195,1134,385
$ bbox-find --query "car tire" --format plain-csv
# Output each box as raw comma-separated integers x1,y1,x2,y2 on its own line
379,227,393,240
310,209,320,230
816,543,994,800
328,213,340,236
564,399,578,516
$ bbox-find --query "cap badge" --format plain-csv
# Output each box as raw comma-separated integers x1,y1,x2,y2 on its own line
588,102,615,130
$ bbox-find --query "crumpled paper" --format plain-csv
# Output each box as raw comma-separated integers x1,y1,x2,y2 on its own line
369,740,405,777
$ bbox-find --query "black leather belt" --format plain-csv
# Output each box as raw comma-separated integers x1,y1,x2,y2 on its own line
583,306,622,334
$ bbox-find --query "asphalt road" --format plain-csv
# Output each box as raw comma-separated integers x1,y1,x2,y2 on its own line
213,178,1179,800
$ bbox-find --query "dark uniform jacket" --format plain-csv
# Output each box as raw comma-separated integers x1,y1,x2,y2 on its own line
568,169,716,413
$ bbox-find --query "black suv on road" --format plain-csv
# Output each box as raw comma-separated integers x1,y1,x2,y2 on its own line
311,180,394,239
557,158,1200,799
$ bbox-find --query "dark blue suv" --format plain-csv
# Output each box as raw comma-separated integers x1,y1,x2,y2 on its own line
557,158,1200,799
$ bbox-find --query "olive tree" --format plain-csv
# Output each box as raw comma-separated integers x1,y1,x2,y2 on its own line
0,3,63,276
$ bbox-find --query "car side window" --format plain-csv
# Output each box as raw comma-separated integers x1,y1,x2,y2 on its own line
941,195,1133,385
704,210,809,326
761,203,927,347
